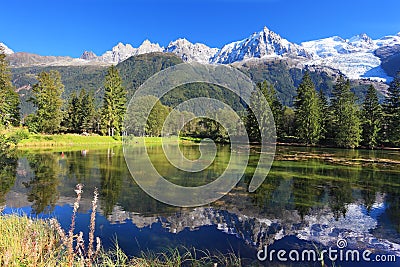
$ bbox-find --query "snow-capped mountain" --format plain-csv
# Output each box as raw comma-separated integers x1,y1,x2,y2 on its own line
301,33,400,81
165,38,219,63
3,27,400,82
88,40,163,64
0,42,14,55
349,33,376,49
374,32,400,47
211,26,312,64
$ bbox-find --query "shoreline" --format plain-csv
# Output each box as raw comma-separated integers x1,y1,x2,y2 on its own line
11,132,400,152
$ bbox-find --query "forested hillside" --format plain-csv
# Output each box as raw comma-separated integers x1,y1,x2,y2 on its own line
11,52,386,116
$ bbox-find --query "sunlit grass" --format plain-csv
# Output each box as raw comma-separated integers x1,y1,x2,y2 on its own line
0,215,245,266
0,215,63,266
0,183,245,266
18,133,121,147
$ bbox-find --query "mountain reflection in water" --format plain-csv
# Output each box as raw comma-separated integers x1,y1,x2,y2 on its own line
1,145,399,265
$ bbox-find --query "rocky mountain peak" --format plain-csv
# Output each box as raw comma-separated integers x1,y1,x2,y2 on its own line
165,38,218,63
349,33,375,49
211,26,312,64
137,39,163,54
112,42,135,53
80,51,97,60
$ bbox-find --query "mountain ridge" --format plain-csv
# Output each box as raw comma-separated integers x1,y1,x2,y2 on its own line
3,27,400,82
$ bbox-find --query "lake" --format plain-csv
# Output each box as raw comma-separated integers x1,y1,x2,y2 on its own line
1,144,399,266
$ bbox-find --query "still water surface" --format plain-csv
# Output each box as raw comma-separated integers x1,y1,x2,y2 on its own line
1,144,399,266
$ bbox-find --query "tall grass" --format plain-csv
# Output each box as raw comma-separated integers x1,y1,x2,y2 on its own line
0,184,245,266
0,215,62,266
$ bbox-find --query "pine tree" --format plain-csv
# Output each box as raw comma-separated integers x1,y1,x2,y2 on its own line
246,81,282,142
146,100,169,137
383,72,400,146
318,89,330,143
330,76,361,148
294,72,321,145
361,85,382,149
80,90,96,133
63,89,97,133
265,82,284,138
246,103,261,143
101,66,126,136
281,106,295,137
28,70,64,134
64,92,80,132
0,47,20,127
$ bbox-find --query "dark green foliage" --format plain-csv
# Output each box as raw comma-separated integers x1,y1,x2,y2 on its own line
361,85,382,149
330,76,361,148
0,134,18,206
242,61,297,106
161,83,245,112
79,90,97,133
100,147,124,216
146,100,170,137
63,92,80,132
12,65,106,116
263,82,284,138
27,70,64,134
101,66,126,136
11,54,384,117
125,95,157,136
241,61,335,106
117,52,183,101
24,153,60,214
7,52,397,148
318,89,330,143
383,72,400,146
63,89,97,133
281,106,295,137
0,48,20,127
246,81,282,142
294,72,321,145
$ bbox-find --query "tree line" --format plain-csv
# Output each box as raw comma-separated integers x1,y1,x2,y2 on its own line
247,71,400,149
24,65,126,136
1,46,400,148
140,72,400,149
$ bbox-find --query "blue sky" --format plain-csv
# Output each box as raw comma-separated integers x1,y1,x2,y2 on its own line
2,0,400,57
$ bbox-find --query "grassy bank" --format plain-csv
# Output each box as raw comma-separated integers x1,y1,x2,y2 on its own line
0,214,243,267
17,134,121,148
16,133,185,148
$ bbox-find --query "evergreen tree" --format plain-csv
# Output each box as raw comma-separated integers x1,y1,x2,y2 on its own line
246,106,260,143
64,92,81,132
28,70,64,134
80,90,96,133
101,66,126,136
146,100,169,137
361,85,382,149
64,89,97,133
0,47,20,127
317,89,330,143
383,72,400,146
282,106,296,137
246,81,282,142
294,72,321,145
265,82,284,138
330,76,361,148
